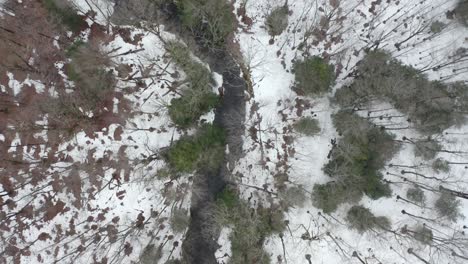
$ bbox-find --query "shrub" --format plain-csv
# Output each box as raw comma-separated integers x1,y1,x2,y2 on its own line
448,81,468,112
324,147,392,200
361,172,392,199
432,158,450,173
216,187,239,209
280,186,307,208
430,21,445,33
192,126,225,167
110,0,159,25
312,182,362,213
170,208,190,233
257,205,287,235
455,0,468,26
342,122,396,174
140,244,162,264
166,42,219,127
273,172,289,191
406,187,426,204
167,41,192,65
43,42,116,130
346,205,391,232
333,50,468,134
67,66,115,111
312,183,340,213
322,112,398,203
414,139,442,160
40,94,90,132
434,192,463,222
230,232,271,264
293,56,335,96
332,110,369,136
166,124,225,172
217,202,283,264
374,216,391,230
167,42,213,90
175,0,235,47
165,260,182,264
155,167,173,180
413,225,433,244
293,117,320,136
265,5,289,36
66,43,116,111
65,38,85,57
166,137,202,172
42,0,85,32
168,93,219,128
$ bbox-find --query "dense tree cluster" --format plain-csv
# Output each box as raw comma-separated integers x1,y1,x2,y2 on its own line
334,51,468,134
312,111,400,213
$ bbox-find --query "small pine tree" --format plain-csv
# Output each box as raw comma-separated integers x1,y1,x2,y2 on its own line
346,205,391,232
293,117,320,136
406,187,426,204
434,192,463,222
432,158,450,173
293,56,335,96
265,5,289,36
413,225,433,244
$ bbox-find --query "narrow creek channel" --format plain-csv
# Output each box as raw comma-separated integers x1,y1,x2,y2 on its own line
108,1,246,263
181,51,247,263
146,3,248,262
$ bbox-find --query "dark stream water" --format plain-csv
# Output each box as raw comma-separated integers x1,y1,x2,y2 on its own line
181,50,247,264
110,1,247,261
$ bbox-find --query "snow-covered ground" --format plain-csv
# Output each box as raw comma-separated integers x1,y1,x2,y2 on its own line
1,0,468,263
233,0,468,263
0,2,194,262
